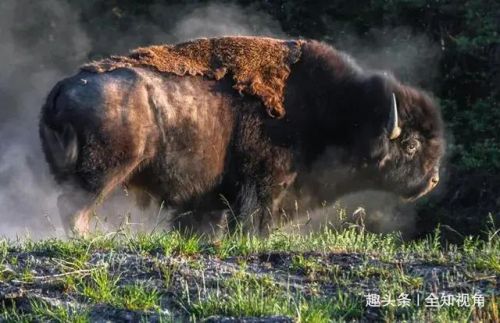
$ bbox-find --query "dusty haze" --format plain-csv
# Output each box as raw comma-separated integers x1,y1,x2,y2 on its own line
0,1,441,239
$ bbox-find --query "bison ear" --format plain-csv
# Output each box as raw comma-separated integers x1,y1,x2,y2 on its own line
387,93,402,140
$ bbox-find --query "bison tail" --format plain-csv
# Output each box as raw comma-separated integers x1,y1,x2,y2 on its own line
39,81,79,180
40,123,78,177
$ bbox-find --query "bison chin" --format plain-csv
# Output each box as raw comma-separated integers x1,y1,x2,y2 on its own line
383,167,440,202
404,176,440,202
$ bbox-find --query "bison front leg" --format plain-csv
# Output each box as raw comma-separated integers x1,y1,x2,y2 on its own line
230,181,275,236
231,172,297,235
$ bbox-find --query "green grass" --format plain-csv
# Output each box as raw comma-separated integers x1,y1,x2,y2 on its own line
76,266,161,311
5,221,497,268
289,254,326,279
183,271,363,322
0,218,498,322
1,300,90,323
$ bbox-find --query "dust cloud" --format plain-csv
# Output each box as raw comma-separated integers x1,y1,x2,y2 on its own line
323,23,442,88
171,3,286,40
0,1,441,239
0,1,285,239
0,0,90,239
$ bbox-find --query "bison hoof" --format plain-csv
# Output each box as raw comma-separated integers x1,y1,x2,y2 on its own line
71,212,92,237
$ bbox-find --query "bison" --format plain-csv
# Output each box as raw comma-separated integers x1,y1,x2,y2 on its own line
39,36,445,236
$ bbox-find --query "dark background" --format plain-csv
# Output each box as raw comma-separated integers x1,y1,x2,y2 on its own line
0,0,498,240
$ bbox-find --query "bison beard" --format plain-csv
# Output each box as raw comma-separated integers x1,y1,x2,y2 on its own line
39,37,445,236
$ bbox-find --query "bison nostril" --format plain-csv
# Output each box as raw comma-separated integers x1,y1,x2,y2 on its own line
431,175,439,185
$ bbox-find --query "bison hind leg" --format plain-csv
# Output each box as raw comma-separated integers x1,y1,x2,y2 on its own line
59,158,146,236
57,188,92,236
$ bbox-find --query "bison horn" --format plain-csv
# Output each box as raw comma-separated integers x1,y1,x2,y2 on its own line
388,93,402,140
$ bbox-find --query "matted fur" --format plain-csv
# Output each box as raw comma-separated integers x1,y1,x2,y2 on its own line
82,36,303,118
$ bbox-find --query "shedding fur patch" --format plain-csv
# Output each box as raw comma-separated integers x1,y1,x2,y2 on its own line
82,37,304,118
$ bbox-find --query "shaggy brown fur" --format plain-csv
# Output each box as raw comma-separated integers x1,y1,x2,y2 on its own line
82,36,303,118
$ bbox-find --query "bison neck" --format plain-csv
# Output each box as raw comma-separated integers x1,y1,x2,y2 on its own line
285,60,385,170
279,42,391,202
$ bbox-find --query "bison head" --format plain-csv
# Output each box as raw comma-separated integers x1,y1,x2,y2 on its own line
361,73,445,201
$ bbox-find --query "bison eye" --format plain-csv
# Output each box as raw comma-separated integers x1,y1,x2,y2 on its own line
406,139,419,154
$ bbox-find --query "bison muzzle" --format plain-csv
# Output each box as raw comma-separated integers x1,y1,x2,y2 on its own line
39,37,445,236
